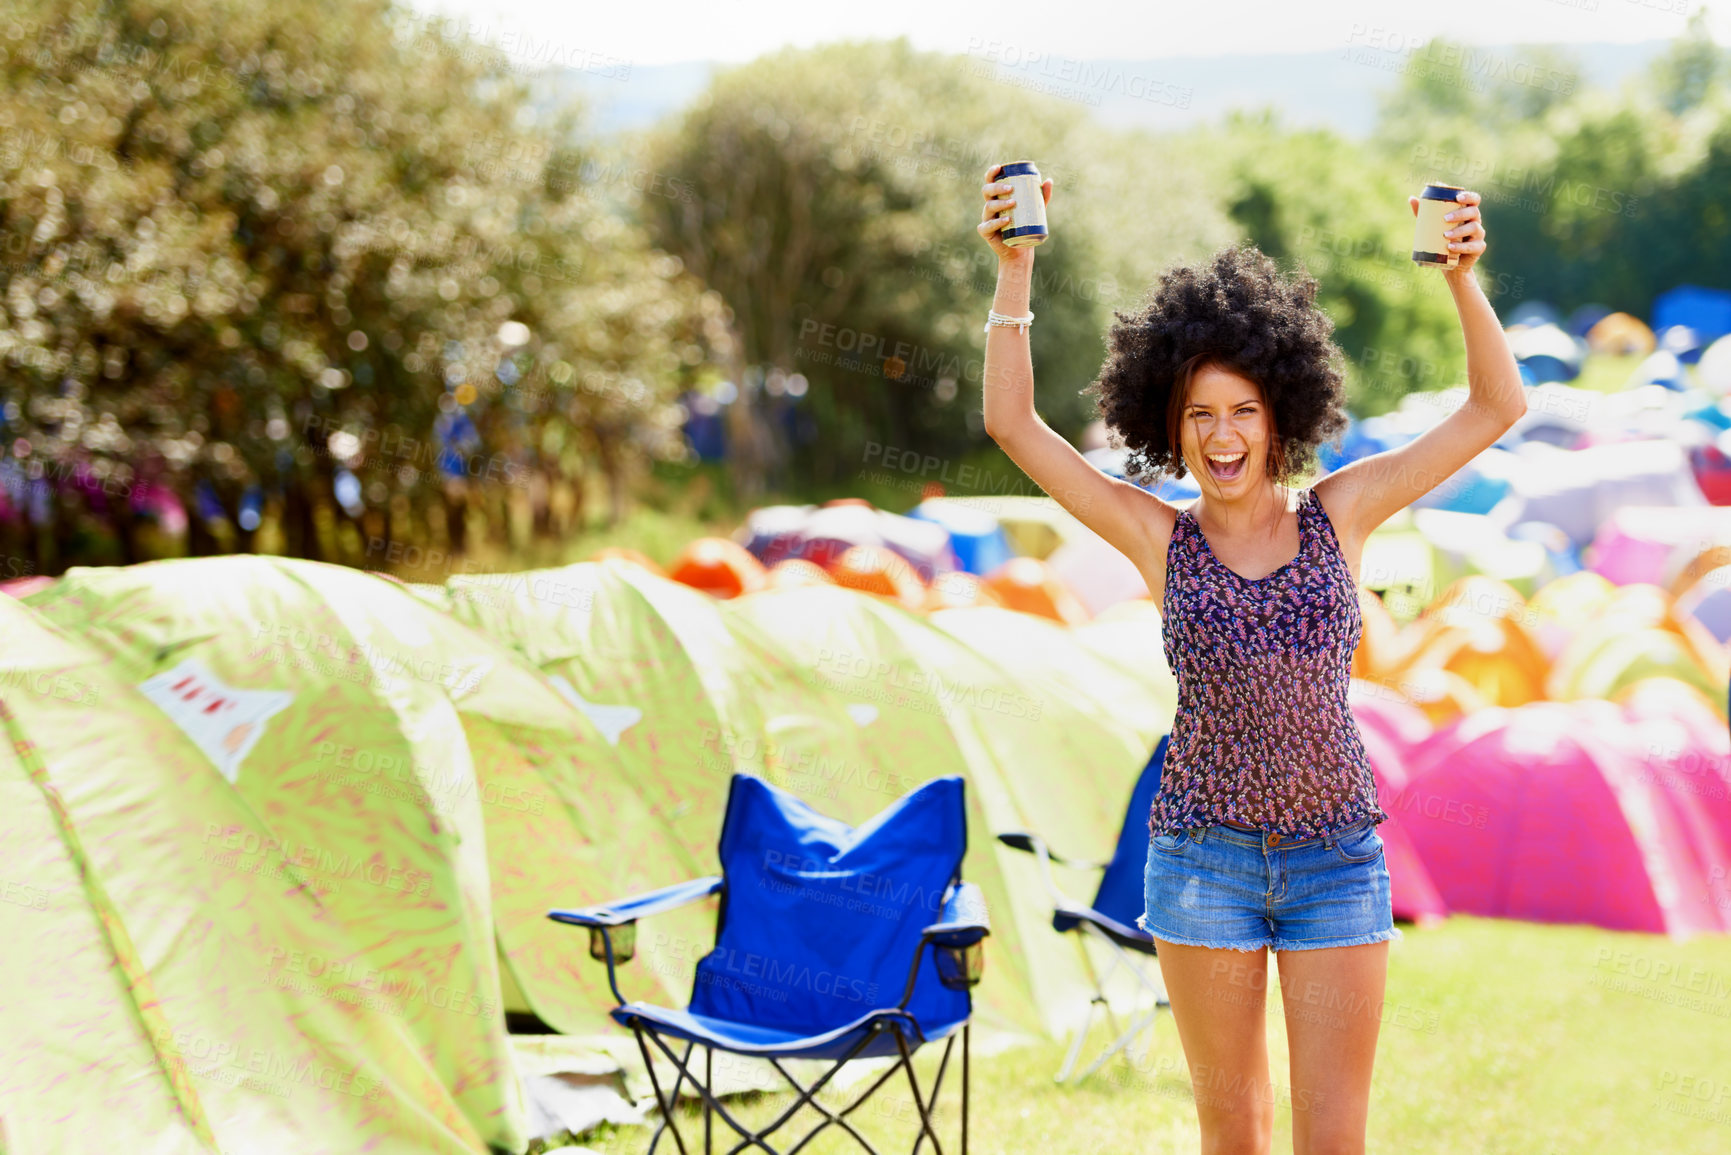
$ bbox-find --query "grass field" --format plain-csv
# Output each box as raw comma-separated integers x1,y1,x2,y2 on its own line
564,915,1731,1154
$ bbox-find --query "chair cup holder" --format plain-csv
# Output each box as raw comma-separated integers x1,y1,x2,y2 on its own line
935,941,984,990
590,922,636,963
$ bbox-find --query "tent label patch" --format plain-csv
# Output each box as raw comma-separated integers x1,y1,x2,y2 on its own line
548,675,641,746
139,659,294,785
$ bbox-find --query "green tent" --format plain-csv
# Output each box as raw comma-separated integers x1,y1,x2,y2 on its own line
930,603,1175,740
1554,626,1724,704
1355,513,1451,624
0,595,489,1153
26,558,531,1153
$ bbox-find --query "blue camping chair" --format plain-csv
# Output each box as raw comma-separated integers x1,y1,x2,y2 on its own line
998,736,1171,1083
550,774,989,1154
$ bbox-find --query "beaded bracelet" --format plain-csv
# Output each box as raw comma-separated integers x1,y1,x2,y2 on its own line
983,309,1035,335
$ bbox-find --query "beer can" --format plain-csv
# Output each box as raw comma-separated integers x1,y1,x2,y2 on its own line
1412,182,1464,268
995,160,1048,248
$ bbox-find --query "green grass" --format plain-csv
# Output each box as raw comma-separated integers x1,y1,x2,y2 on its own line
569,915,1731,1154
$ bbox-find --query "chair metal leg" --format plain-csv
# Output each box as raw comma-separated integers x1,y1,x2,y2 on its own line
634,1025,692,1155
625,1016,971,1155
896,1026,947,1155
961,1025,969,1155
1055,997,1098,1083
1058,925,1172,1086
634,1019,897,1155
769,1054,892,1155
1074,1003,1162,1083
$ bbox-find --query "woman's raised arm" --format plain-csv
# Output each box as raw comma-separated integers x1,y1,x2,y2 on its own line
976,165,1174,579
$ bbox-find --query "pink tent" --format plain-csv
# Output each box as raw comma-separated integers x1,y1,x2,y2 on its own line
1588,505,1731,588
0,575,54,599
1349,682,1436,795
1616,679,1731,863
1394,699,1731,936
1350,696,1447,928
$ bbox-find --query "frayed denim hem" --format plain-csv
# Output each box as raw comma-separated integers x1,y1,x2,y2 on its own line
1271,926,1403,952
1140,921,1272,952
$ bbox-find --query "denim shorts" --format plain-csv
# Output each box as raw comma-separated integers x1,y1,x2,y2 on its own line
1138,818,1403,952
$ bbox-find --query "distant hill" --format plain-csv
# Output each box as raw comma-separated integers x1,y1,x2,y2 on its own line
548,41,1672,140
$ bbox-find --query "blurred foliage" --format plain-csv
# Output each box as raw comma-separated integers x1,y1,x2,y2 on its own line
1652,9,1727,117
1368,14,1731,320
0,0,714,573
4,10,1731,571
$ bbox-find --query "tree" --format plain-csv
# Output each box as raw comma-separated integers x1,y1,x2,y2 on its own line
0,0,709,573
632,39,1124,493
1650,9,1726,117
1371,37,1582,162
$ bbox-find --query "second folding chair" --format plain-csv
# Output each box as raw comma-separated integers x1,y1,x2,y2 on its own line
998,735,1172,1084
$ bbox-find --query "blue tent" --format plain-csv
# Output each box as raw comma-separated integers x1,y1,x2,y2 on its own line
1082,446,1202,500
1317,415,1418,472
1566,304,1613,337
1507,301,1563,329
908,500,1014,575
1653,285,1731,344
1506,323,1585,384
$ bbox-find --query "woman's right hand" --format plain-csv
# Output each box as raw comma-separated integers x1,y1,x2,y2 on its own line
977,163,1052,264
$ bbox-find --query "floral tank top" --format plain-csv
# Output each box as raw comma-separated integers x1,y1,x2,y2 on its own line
1149,486,1387,839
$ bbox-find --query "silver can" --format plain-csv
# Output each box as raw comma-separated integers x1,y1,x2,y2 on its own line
995,160,1048,248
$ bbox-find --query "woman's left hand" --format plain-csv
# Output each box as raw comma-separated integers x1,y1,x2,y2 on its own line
1408,188,1485,277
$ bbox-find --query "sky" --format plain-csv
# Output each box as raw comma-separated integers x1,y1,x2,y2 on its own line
405,0,1722,67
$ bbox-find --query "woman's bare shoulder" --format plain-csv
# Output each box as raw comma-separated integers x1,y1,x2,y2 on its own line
1121,487,1185,605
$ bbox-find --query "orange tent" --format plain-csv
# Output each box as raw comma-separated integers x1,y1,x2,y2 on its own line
983,557,1091,625
668,537,767,598
1386,578,1551,708
1352,586,1407,681
1585,311,1656,356
827,545,926,610
1386,666,1491,728
1391,614,1549,708
1671,545,1731,599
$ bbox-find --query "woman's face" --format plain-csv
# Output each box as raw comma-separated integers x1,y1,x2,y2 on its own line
1181,363,1271,495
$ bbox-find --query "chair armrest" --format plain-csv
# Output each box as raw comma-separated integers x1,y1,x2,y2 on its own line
993,832,1097,917
548,875,723,928
922,881,990,948
996,832,1110,871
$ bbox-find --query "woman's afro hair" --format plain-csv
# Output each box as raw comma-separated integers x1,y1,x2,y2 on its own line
1083,243,1350,483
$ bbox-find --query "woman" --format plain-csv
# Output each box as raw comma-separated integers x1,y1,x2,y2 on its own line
976,167,1522,1155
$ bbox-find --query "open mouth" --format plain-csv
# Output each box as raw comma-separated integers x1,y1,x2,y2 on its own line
1205,451,1246,482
